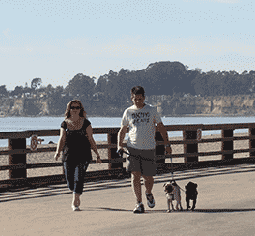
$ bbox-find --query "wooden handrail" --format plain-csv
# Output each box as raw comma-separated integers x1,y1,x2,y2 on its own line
1,122,255,139
1,122,255,190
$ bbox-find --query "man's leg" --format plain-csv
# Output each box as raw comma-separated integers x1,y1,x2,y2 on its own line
142,175,154,194
131,171,142,203
143,175,155,208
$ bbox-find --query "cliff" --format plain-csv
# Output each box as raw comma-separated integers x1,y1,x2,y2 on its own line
157,95,255,116
3,98,50,117
1,95,255,117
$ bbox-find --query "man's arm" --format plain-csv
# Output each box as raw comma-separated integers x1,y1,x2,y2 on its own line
157,122,172,154
117,125,128,150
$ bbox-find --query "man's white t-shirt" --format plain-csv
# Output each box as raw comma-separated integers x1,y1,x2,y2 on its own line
121,104,162,150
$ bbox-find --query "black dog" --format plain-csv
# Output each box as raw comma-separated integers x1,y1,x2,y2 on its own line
185,182,198,211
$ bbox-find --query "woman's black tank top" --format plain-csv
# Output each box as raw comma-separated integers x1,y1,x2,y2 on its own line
61,118,92,164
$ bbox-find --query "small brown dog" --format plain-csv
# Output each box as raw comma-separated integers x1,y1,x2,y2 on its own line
163,181,183,212
163,182,175,212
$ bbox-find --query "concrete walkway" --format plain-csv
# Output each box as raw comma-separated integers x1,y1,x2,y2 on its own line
1,164,255,236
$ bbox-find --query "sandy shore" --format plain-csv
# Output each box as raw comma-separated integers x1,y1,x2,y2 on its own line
0,132,250,180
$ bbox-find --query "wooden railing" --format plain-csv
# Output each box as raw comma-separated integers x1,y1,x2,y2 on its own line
1,123,255,191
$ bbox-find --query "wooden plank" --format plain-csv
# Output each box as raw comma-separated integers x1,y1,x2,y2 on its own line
0,123,254,140
164,123,255,131
0,144,124,156
0,130,60,139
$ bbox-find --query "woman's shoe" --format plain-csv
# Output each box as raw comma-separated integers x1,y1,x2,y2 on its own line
72,206,80,211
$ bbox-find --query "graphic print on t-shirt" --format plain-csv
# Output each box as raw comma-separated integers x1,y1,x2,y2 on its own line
132,112,150,124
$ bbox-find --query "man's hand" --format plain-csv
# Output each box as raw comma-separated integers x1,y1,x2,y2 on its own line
54,153,60,161
96,156,102,163
117,148,124,158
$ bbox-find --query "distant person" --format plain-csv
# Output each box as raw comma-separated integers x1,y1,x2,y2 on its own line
54,100,102,211
117,86,172,213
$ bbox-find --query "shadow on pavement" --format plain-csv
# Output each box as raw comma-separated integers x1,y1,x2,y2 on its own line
193,208,255,213
1,163,255,203
76,207,133,212
77,207,255,214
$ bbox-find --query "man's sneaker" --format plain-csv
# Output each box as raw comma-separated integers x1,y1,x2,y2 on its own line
146,192,155,208
133,202,145,213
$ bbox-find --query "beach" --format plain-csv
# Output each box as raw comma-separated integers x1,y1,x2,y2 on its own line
0,132,250,180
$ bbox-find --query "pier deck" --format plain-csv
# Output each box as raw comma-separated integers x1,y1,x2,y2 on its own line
1,164,255,236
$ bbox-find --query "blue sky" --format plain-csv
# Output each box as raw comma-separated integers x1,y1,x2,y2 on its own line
1,0,254,90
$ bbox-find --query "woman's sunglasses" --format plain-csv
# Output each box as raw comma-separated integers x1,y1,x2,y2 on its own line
70,106,81,110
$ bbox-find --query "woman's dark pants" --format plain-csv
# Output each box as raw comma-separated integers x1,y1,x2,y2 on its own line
63,162,89,195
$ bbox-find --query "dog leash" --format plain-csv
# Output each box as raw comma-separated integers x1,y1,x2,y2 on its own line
119,149,187,192
168,155,186,193
118,149,171,162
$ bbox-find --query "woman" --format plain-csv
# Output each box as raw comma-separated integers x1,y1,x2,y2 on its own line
54,100,102,211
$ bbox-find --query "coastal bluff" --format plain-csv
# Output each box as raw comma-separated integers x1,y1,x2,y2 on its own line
156,95,255,116
1,94,255,117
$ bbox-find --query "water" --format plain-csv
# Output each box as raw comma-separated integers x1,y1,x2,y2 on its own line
0,116,254,147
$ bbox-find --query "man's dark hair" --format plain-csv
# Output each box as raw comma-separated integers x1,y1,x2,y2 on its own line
130,86,145,97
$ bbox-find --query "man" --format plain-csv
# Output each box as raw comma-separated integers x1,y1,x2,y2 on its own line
117,86,172,213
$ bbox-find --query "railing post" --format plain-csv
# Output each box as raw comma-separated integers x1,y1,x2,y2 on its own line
249,126,255,158
8,138,27,179
107,132,123,170
221,129,233,160
184,130,198,163
155,131,165,169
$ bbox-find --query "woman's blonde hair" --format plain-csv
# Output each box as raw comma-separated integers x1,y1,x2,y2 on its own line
65,100,86,119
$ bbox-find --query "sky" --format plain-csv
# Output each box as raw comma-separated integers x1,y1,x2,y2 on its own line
0,0,255,91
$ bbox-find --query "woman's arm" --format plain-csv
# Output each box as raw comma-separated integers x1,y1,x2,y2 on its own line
54,128,66,161
86,125,102,163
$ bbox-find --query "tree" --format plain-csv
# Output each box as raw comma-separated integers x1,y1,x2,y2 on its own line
45,84,54,95
47,93,65,115
11,86,23,97
65,73,95,99
31,78,42,90
191,72,208,97
23,82,32,96
144,61,187,96
55,85,64,95
0,85,8,97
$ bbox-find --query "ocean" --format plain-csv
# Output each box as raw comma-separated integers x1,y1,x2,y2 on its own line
0,116,254,147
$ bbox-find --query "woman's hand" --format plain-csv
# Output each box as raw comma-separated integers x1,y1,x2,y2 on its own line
96,156,102,163
54,153,60,161
165,146,172,155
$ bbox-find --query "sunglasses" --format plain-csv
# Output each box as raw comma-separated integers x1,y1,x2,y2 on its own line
70,106,81,110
